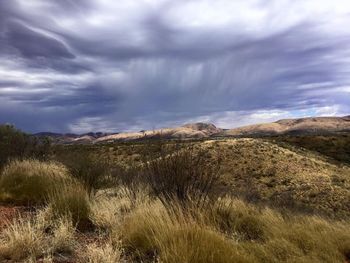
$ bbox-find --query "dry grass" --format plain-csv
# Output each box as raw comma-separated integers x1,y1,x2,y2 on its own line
86,138,350,218
121,201,253,263
50,217,76,255
1,186,349,263
80,242,122,263
0,208,77,262
48,181,91,227
0,159,69,205
119,197,350,263
0,216,45,261
1,140,349,262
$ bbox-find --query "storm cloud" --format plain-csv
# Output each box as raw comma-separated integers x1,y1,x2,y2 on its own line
0,0,349,133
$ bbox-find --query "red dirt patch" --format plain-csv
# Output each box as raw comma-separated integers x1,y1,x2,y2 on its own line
0,206,29,229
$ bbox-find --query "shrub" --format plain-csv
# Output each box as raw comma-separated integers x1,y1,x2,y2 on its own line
143,145,223,208
58,153,111,195
0,159,69,205
48,181,91,228
0,124,51,169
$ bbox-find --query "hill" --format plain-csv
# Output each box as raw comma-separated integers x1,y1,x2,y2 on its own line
71,137,349,219
33,115,350,144
95,122,222,142
223,115,350,136
35,122,222,144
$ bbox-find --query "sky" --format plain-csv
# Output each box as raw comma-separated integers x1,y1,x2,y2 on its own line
0,0,350,133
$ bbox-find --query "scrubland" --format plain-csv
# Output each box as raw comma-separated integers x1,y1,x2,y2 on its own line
0,126,349,262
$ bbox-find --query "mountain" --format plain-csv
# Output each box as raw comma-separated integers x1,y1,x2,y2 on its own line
33,132,112,144
33,123,222,144
95,122,222,143
34,116,350,144
223,115,350,136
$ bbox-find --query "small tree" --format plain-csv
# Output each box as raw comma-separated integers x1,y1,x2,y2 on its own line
0,124,51,169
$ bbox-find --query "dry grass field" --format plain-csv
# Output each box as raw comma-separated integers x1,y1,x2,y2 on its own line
0,132,350,262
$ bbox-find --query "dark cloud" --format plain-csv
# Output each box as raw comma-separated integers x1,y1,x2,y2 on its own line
5,22,74,59
0,0,349,133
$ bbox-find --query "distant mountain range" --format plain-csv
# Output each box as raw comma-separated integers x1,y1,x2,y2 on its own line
34,115,350,144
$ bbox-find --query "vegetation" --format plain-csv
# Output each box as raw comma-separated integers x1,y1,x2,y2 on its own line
0,127,349,262
271,134,350,164
48,181,91,227
143,145,224,207
0,124,51,169
0,159,69,205
56,152,112,196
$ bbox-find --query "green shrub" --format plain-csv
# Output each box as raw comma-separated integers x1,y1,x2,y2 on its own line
0,124,51,169
0,159,68,205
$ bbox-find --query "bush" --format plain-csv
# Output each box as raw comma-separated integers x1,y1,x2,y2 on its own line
0,159,69,205
48,181,91,228
58,153,111,196
143,145,223,208
0,124,51,169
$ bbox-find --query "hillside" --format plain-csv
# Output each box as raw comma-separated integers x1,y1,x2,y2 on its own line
34,116,350,144
224,115,350,136
1,128,350,262
68,137,350,218
36,123,222,144
96,122,221,142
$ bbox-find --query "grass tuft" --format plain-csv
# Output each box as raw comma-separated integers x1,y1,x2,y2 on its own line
48,181,91,228
0,159,69,205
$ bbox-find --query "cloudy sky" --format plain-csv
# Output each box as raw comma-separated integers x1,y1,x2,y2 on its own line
0,0,350,133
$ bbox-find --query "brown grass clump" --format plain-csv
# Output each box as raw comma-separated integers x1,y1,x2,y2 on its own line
0,159,92,227
80,242,122,263
90,186,150,232
50,217,76,255
121,201,254,263
0,159,69,205
210,198,267,241
0,209,77,262
119,196,350,263
0,216,45,261
48,181,91,227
